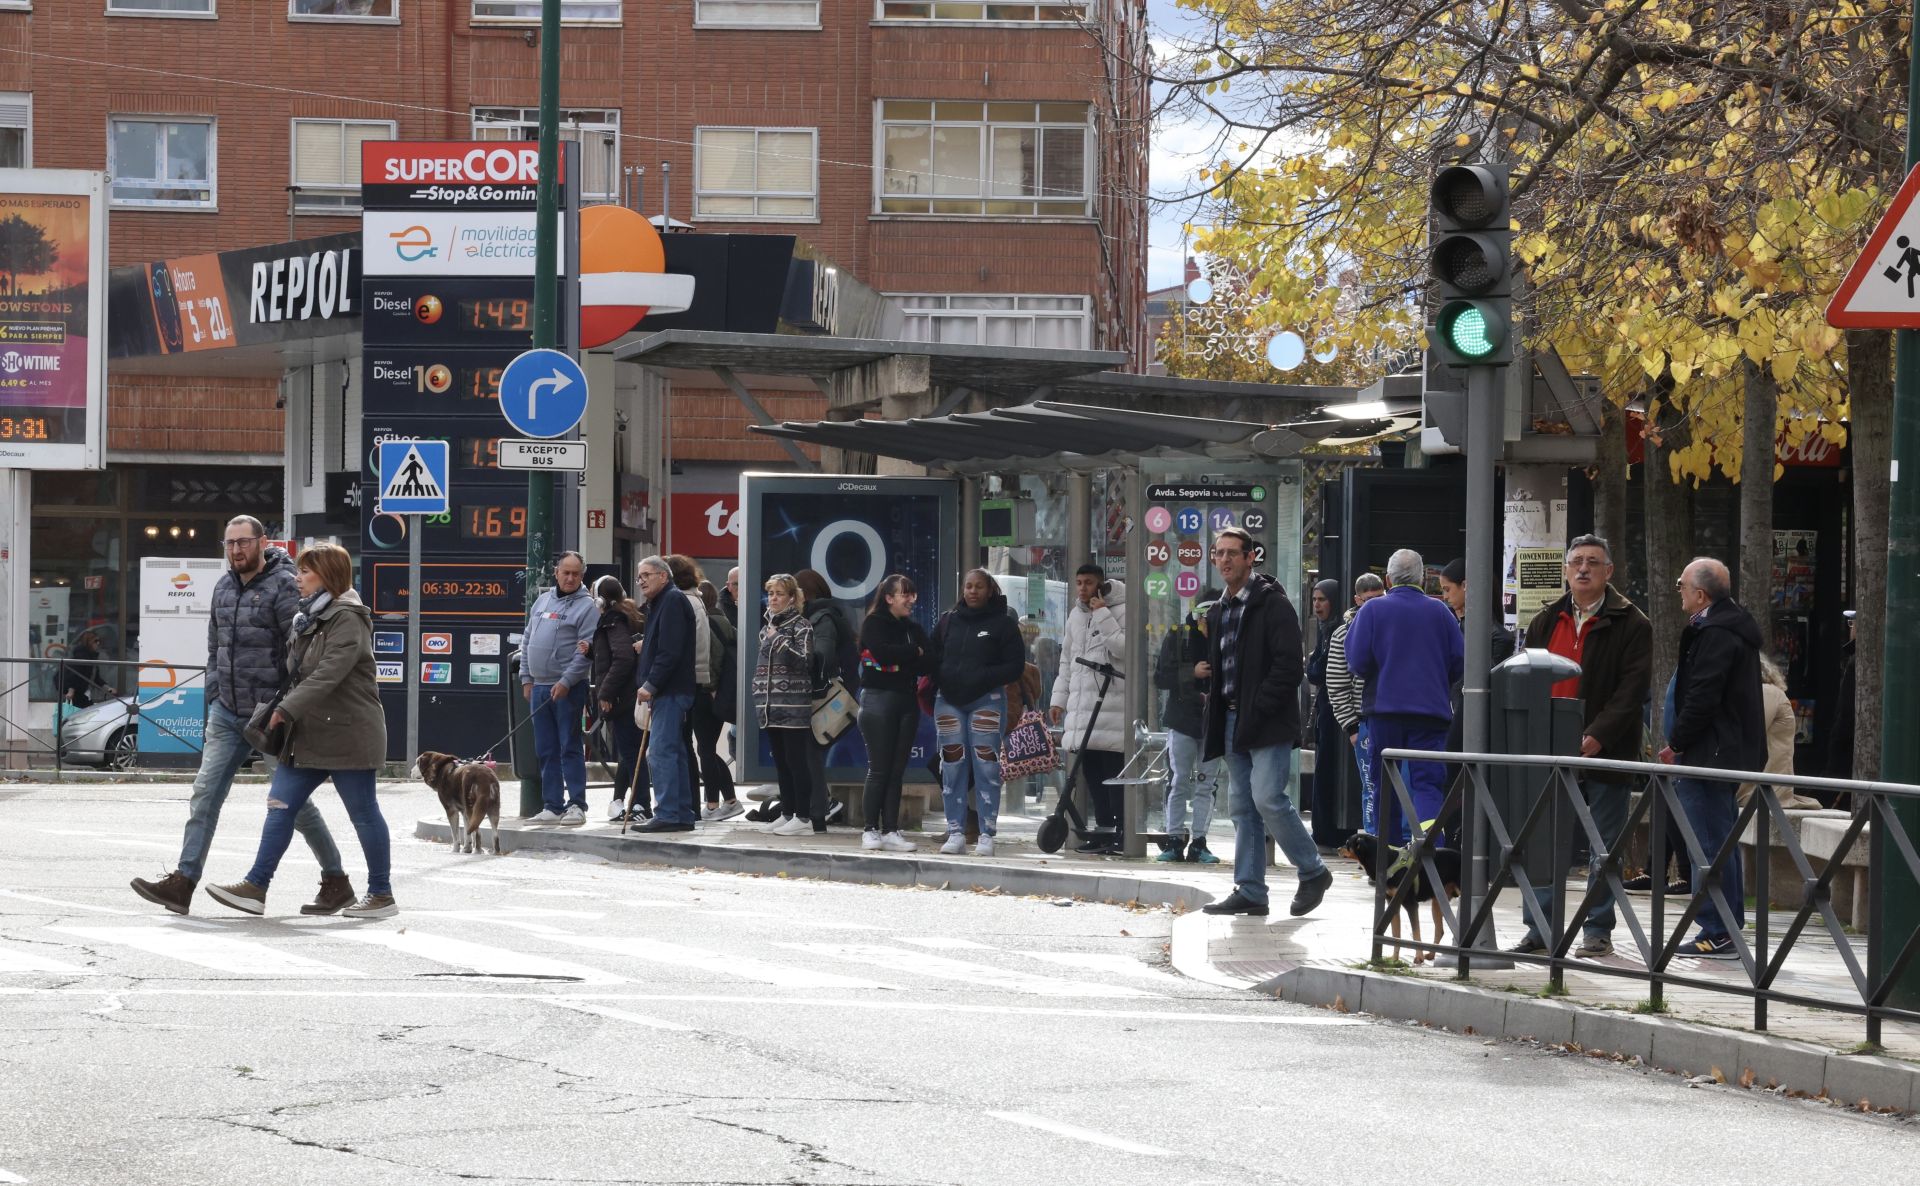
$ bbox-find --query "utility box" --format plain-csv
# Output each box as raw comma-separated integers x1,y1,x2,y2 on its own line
1489,648,1584,913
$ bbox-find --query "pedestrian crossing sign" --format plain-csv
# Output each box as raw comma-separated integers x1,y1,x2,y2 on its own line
377,439,449,515
1829,161,1920,328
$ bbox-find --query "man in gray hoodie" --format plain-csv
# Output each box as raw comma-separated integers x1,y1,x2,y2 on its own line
521,552,598,825
130,516,352,915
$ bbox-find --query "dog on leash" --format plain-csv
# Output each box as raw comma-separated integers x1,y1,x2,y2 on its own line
415,751,501,855
1340,831,1462,965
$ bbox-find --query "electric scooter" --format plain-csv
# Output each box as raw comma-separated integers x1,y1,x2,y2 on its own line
1035,656,1125,853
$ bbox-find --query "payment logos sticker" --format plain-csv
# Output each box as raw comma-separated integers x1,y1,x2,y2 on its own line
420,662,453,684
422,632,453,655
376,661,404,684
469,633,502,656
469,662,501,686
373,631,404,655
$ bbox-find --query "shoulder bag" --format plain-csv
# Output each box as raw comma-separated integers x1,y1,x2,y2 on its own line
810,677,858,747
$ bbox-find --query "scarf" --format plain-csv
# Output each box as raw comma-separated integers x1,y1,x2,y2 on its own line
293,590,333,637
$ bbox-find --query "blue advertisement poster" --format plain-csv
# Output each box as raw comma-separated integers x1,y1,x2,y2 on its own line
739,475,959,782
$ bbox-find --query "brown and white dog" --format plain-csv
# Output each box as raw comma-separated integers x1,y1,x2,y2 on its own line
415,751,502,855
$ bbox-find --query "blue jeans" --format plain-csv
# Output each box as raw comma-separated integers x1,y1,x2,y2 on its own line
645,692,697,824
243,765,390,897
1221,709,1325,907
1164,727,1218,843
1675,776,1745,941
529,681,589,813
177,699,343,883
1365,714,1450,844
935,689,1005,837
1520,778,1632,945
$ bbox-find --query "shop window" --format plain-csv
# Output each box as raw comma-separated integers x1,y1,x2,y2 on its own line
472,107,619,200
291,0,399,19
893,294,1089,348
471,0,618,22
876,1,1086,21
291,119,394,212
694,127,818,221
108,117,216,208
697,0,819,26
29,518,125,704
877,100,1090,217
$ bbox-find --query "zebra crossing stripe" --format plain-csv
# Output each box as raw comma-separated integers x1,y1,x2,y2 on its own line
778,944,1156,999
0,944,94,975
551,934,900,990
335,929,623,984
548,1000,695,1031
51,926,364,978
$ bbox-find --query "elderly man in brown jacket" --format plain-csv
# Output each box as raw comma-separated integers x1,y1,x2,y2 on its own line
1509,533,1651,959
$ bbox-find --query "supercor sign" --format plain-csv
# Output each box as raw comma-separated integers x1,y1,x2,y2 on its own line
361,141,569,210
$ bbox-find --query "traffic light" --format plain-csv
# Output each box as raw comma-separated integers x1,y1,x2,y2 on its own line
1428,164,1513,368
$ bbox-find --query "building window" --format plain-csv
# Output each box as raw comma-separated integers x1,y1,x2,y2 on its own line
290,0,399,18
109,118,215,209
471,0,618,21
696,0,819,25
291,119,394,212
895,294,1089,348
695,128,817,221
876,0,1086,21
472,107,618,200
0,94,28,169
878,100,1089,217
107,0,214,14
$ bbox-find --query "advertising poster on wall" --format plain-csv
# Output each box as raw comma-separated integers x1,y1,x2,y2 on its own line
0,169,107,470
739,475,958,783
137,558,226,760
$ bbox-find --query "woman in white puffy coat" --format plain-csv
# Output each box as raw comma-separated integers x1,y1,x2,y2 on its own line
1049,567,1127,852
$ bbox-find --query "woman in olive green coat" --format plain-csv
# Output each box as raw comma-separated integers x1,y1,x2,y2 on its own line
208,543,397,919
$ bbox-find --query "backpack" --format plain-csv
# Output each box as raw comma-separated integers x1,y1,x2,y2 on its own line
708,614,738,724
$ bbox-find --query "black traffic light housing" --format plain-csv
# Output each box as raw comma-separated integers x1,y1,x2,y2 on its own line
1428,164,1513,368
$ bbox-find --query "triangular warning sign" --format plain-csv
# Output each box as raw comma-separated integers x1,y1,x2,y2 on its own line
1828,162,1920,329
381,443,444,503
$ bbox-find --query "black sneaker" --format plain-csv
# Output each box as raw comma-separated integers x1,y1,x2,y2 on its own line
1620,873,1654,893
1201,891,1268,917
823,800,847,825
1075,831,1118,854
1687,935,1738,959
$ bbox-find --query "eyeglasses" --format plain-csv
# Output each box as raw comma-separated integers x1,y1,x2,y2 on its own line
222,535,261,549
1209,547,1242,558
1566,558,1608,570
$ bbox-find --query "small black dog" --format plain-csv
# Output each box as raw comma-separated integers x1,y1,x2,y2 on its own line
1339,832,1462,965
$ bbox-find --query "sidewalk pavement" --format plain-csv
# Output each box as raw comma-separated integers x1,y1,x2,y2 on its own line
413,787,1920,1114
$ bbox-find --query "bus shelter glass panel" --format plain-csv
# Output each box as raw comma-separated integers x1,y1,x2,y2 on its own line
984,471,1072,817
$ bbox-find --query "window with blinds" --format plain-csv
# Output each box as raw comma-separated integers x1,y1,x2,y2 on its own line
894,294,1090,348
471,108,619,200
696,0,819,25
0,95,27,170
877,101,1090,217
876,0,1086,21
108,0,214,13
290,0,399,17
291,119,394,212
694,128,818,221
472,0,618,21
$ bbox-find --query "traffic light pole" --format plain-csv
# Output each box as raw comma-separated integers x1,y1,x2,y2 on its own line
1875,0,1920,1014
1452,363,1510,970
518,0,561,817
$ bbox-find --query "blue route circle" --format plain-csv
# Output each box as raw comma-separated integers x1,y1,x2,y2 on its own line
499,348,589,439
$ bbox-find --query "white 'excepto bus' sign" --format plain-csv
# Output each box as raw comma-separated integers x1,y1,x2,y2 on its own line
498,438,586,471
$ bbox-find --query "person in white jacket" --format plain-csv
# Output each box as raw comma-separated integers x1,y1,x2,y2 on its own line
1050,565,1128,854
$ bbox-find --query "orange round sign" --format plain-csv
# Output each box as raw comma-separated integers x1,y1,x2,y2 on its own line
577,205,695,348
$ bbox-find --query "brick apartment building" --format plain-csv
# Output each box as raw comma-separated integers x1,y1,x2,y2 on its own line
2,0,1148,725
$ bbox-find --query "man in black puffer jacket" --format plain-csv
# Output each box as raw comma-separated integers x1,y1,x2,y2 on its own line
131,517,351,917
1658,556,1765,960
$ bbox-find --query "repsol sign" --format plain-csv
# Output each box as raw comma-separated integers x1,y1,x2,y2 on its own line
251,247,358,325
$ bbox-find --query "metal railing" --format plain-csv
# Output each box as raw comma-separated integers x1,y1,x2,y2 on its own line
1370,746,1920,1045
0,655,209,772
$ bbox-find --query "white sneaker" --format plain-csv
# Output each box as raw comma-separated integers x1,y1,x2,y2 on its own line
711,800,746,821
940,833,966,855
879,832,917,853
526,809,563,824
744,783,780,802
757,815,787,834
701,803,718,821
773,815,812,837
861,830,884,850
974,836,995,857
558,806,586,827
606,801,627,822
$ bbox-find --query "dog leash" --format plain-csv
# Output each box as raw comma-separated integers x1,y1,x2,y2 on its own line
459,715,533,769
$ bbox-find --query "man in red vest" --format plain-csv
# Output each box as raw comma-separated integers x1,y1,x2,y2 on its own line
1509,533,1651,959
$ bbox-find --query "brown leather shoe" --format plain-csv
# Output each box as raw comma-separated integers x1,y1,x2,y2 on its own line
130,871,195,915
300,873,357,916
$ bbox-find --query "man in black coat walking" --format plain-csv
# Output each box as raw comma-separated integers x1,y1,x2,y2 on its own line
1197,528,1333,918
1658,556,1766,959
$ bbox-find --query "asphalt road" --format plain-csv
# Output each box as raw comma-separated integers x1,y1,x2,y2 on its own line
2,780,1915,1186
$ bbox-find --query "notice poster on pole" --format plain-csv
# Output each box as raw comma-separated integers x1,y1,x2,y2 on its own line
1513,548,1568,624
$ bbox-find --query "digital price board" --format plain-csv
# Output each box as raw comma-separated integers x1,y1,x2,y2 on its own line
361,278,568,348
362,420,521,486
361,349,520,416
369,561,526,619
361,493,531,559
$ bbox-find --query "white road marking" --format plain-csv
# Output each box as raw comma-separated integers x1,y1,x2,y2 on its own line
0,890,140,916
335,930,623,984
0,1165,27,1182
690,909,883,930
51,926,365,978
987,1111,1172,1157
899,937,992,949
548,1000,694,1031
781,943,1156,999
553,934,900,990
1019,951,1192,987
0,944,94,975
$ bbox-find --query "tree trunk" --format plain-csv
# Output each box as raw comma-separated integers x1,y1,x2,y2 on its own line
1738,359,1777,650
1593,398,1629,560
1847,329,1892,781
1644,400,1694,746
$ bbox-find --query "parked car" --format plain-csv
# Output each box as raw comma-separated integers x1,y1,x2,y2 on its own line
57,695,139,770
